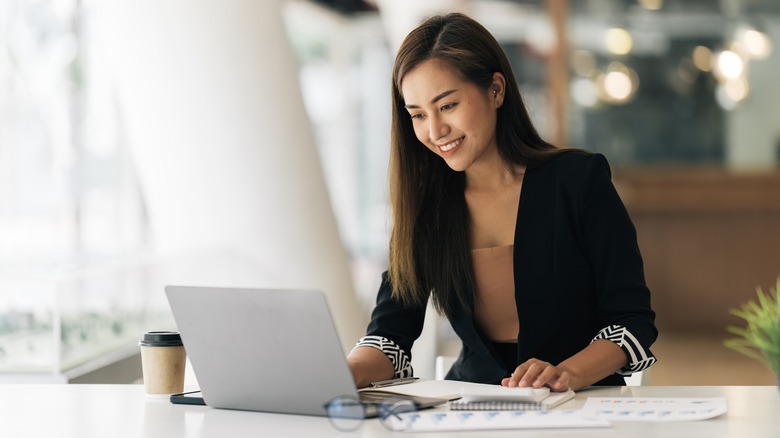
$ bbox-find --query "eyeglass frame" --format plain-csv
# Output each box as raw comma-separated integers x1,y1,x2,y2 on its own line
323,395,419,432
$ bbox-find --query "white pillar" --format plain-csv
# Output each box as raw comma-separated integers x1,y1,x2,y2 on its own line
100,0,364,349
727,19,780,170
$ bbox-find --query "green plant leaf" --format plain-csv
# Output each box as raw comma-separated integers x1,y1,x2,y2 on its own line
724,276,780,376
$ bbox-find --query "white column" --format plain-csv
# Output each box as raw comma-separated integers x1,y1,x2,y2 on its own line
100,0,364,349
727,19,780,170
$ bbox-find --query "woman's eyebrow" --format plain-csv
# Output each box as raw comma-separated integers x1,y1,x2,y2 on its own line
404,89,458,109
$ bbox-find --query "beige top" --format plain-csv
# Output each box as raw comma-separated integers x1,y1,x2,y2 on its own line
471,244,519,342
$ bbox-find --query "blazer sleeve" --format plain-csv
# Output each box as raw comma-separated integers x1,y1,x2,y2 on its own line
353,271,427,378
579,153,658,374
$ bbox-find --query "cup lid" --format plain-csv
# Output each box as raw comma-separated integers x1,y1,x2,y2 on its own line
139,331,183,347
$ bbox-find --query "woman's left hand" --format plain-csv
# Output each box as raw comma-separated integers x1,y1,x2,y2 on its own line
501,358,572,392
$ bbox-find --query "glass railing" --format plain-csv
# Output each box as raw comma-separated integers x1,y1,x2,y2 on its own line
0,249,269,381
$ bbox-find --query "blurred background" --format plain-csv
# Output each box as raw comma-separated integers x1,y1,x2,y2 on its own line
1,0,778,385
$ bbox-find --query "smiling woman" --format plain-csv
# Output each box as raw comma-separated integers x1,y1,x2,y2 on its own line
345,13,657,392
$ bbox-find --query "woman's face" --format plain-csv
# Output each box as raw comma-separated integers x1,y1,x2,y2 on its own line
400,58,502,173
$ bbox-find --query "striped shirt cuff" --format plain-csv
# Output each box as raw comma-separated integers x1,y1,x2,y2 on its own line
353,335,414,378
592,325,657,376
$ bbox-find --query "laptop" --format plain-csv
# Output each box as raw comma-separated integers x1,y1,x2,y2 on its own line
164,285,446,417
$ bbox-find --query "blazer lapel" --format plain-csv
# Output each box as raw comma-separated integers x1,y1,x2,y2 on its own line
514,162,561,360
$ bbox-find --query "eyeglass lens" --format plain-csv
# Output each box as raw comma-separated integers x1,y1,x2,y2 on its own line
325,397,364,432
378,399,418,432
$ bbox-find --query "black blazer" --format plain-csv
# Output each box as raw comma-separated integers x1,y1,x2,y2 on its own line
365,151,657,385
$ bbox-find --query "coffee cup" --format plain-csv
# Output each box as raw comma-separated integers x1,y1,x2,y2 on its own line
139,331,186,396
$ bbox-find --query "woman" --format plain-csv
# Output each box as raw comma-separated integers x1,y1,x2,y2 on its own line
347,13,656,392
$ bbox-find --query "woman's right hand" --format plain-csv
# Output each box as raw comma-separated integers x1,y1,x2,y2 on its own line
501,358,572,392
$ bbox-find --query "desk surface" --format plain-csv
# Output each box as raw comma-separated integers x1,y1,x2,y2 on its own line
1,384,777,437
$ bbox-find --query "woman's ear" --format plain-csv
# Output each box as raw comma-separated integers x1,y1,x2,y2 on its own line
491,72,506,108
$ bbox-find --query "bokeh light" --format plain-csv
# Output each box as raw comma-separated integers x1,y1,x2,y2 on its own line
605,28,633,55
604,71,632,100
596,62,639,104
638,0,663,11
715,85,737,111
571,77,599,107
724,77,749,102
692,46,713,72
740,29,772,59
716,50,744,80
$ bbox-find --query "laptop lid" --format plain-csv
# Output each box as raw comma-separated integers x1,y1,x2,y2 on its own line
165,285,359,416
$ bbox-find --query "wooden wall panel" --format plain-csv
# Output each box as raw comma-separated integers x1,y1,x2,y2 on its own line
613,168,780,334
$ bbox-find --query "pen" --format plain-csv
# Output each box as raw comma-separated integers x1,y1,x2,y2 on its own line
368,377,420,388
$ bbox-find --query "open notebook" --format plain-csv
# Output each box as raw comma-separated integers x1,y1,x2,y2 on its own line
359,379,575,410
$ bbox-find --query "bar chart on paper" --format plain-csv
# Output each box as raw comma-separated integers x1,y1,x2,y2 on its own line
390,410,611,432
580,397,728,421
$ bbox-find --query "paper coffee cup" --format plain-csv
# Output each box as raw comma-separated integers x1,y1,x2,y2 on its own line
139,331,186,396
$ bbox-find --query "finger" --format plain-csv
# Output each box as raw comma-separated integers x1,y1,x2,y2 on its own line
505,362,532,387
549,372,571,392
531,365,561,388
516,362,546,387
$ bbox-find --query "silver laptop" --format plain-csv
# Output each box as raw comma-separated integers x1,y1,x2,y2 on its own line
165,285,444,417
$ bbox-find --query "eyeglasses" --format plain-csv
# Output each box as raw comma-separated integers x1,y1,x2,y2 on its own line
324,396,419,432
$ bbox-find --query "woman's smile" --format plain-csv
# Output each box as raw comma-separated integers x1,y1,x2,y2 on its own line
437,136,464,153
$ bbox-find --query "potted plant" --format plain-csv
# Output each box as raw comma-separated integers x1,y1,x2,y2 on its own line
725,277,780,387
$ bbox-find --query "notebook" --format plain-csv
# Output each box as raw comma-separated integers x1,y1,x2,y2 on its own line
343,377,576,412
449,386,575,411
164,285,446,417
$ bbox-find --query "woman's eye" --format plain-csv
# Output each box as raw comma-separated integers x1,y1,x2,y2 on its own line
410,113,424,120
441,103,457,111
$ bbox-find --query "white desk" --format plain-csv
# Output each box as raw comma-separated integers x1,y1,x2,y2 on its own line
1,384,777,437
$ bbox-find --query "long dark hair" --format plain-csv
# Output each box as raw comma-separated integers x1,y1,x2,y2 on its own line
388,13,560,319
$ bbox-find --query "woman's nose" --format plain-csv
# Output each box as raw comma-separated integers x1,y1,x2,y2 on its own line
429,116,450,141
